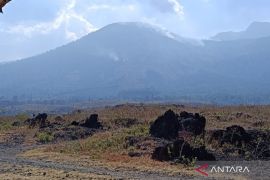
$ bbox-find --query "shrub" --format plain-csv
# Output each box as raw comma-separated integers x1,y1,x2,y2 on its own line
177,156,197,167
0,122,12,132
36,132,54,143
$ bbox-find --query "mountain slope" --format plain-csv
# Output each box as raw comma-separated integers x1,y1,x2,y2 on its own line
0,22,270,104
212,22,270,41
0,23,202,98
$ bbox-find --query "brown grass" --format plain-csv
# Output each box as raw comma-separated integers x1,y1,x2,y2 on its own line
60,104,270,130
2,103,270,178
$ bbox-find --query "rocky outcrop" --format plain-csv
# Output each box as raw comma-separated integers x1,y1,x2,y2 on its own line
152,139,215,162
209,126,270,160
150,110,207,140
25,113,49,128
150,110,180,140
179,111,206,136
81,114,102,129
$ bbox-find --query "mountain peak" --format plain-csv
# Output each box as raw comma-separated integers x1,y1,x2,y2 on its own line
246,21,270,32
99,22,178,40
107,22,157,28
97,22,201,45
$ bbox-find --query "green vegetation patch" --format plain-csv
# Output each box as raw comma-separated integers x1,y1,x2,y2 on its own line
15,113,30,121
36,132,54,143
0,121,13,132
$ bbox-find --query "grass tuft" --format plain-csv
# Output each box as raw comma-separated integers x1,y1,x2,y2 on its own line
36,132,54,143
0,122,13,132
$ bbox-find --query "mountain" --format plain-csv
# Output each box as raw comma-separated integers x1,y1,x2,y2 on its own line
212,22,270,41
0,22,270,104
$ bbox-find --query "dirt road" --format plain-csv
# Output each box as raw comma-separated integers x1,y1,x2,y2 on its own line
0,143,197,180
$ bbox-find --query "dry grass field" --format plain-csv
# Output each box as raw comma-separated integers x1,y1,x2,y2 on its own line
1,103,270,179
49,104,270,130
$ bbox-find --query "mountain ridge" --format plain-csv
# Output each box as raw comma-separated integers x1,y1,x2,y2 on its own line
1,21,270,104
212,21,270,41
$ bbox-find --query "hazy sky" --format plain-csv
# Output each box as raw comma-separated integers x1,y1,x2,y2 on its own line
1,0,270,62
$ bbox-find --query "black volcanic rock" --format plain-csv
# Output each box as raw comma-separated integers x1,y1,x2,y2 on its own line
71,121,79,126
152,139,215,162
179,112,206,136
150,110,180,140
25,113,49,128
81,114,102,129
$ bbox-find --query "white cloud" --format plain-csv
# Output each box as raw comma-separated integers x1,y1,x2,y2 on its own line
0,0,187,62
1,0,185,40
201,0,211,3
87,4,136,12
167,0,184,18
2,0,97,40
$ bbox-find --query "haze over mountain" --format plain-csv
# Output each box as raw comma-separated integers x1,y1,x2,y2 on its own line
0,22,270,104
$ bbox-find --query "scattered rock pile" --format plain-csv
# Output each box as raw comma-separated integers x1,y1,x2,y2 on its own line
210,125,251,147
26,113,103,143
150,110,207,140
152,139,215,162
51,114,102,142
25,113,49,128
150,110,215,163
209,126,270,160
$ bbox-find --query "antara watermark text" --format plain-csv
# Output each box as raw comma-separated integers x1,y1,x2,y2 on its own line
195,164,250,176
210,166,250,173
